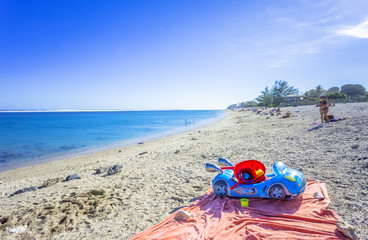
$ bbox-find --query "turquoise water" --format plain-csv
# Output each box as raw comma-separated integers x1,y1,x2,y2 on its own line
0,110,225,171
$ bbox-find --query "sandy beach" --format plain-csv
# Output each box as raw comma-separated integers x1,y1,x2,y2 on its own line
1,102,367,239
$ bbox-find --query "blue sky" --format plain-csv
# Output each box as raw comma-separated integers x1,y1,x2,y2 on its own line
1,0,368,110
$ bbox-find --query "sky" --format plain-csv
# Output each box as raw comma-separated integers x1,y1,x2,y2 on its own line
1,0,368,110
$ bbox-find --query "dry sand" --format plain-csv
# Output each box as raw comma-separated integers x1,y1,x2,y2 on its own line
0,102,367,239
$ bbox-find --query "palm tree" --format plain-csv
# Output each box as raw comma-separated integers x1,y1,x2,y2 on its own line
256,87,272,106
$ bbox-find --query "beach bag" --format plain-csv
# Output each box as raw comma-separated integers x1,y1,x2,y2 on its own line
324,114,334,121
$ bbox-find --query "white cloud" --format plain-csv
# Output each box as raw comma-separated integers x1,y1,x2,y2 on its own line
337,18,368,38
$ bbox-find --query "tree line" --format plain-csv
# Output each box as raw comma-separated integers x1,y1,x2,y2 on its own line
228,81,368,109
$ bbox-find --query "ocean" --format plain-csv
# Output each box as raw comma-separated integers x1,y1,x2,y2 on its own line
0,110,225,172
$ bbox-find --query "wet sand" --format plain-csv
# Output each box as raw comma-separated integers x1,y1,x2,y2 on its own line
0,102,367,239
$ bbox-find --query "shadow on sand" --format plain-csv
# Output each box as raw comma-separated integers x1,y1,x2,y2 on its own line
308,124,323,132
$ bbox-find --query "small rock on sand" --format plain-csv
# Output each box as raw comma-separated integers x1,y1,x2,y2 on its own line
5,225,27,233
10,187,36,197
42,178,63,188
95,167,108,174
66,174,81,181
314,192,325,200
170,196,184,203
107,164,122,175
174,210,191,221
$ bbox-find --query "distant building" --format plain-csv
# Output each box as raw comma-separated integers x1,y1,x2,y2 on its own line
281,94,304,102
280,94,304,106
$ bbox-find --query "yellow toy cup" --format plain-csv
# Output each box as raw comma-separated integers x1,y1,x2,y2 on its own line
241,198,249,207
255,169,264,178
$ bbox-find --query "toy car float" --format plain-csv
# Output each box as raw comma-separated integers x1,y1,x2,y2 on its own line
205,158,307,200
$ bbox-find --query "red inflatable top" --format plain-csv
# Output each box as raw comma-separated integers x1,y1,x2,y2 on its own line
221,160,266,189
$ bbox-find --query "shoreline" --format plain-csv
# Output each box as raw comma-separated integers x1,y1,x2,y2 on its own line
0,111,226,173
0,110,228,179
0,102,367,239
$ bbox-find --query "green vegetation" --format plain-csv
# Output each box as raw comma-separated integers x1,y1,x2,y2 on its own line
304,85,325,99
327,92,347,99
326,87,340,94
238,100,257,108
227,82,367,109
255,81,298,107
92,200,99,209
359,92,368,102
340,84,366,98
90,189,105,196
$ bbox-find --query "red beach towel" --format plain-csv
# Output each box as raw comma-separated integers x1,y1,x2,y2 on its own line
131,181,348,240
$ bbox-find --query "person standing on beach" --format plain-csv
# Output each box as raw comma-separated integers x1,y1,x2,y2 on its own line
317,96,332,124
